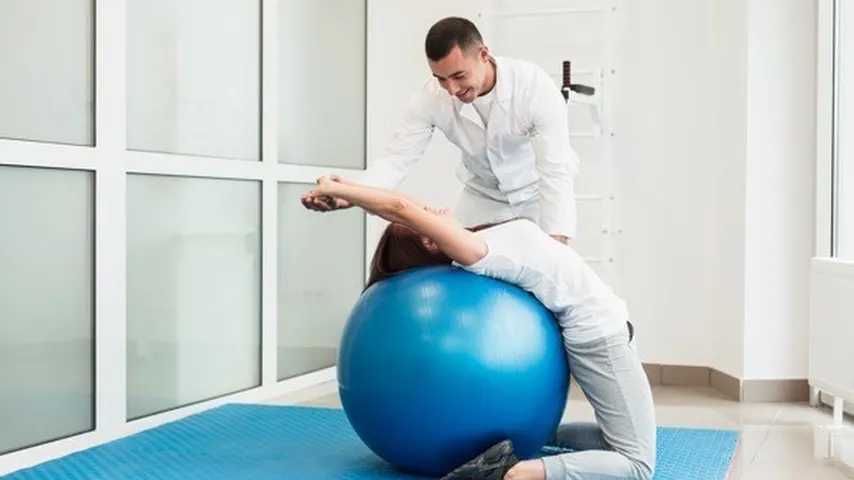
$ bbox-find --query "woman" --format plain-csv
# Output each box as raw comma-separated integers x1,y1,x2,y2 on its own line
302,176,656,480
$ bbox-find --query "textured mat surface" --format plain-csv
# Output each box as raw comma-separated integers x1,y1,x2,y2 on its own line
4,404,739,479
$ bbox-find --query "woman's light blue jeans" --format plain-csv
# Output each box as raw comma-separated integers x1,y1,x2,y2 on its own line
541,330,656,480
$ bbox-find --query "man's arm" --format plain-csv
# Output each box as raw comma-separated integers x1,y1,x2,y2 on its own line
357,88,436,189
529,68,579,241
303,85,437,212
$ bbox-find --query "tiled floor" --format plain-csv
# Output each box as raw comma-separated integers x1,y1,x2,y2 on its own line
269,382,854,479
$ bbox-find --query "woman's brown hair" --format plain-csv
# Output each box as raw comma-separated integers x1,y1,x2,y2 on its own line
366,223,452,289
365,217,522,290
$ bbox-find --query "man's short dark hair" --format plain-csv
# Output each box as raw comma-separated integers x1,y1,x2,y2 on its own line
425,17,484,61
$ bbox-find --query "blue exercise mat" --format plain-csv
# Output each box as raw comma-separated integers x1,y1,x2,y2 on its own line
3,404,739,480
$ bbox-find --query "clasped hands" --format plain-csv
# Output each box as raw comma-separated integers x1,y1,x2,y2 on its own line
300,175,351,212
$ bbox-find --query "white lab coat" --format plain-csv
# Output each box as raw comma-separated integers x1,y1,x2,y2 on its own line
359,56,579,237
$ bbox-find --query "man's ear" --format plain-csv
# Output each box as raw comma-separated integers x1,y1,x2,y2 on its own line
479,45,491,62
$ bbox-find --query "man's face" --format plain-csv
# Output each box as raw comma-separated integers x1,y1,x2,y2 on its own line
429,44,491,103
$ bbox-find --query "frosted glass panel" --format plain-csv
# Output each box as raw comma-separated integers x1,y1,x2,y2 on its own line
0,0,94,145
278,183,364,379
127,0,260,160
838,0,854,259
278,0,366,167
0,166,94,454
127,175,261,419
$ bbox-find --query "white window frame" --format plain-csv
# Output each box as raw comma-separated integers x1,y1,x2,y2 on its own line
809,0,854,424
0,0,370,473
817,0,838,258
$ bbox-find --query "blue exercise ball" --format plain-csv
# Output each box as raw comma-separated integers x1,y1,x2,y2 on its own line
338,265,569,477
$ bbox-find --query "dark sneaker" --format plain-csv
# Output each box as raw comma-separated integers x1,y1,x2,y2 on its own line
440,440,520,480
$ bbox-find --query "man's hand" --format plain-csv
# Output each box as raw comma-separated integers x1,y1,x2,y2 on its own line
301,194,351,211
550,234,570,245
300,175,353,212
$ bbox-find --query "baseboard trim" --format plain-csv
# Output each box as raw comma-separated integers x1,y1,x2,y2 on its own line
741,378,810,402
641,363,809,403
710,368,741,401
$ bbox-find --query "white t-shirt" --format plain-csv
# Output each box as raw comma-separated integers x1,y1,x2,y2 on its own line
455,219,627,344
472,85,496,126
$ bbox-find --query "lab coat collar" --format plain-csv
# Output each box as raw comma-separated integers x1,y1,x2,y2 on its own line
491,56,512,106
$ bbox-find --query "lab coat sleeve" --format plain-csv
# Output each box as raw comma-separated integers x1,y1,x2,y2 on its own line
529,69,579,238
355,87,437,189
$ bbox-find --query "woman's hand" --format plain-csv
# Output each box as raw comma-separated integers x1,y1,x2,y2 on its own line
314,175,344,194
300,175,352,212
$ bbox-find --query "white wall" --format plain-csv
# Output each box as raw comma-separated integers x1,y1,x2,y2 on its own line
615,0,748,376
743,0,816,380
602,0,816,379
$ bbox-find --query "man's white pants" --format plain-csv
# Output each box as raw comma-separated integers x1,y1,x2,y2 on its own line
453,187,540,228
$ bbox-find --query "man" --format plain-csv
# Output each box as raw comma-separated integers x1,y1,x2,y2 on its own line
303,16,578,242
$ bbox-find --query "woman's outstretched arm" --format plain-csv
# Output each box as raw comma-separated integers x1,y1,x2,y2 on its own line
304,176,488,266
